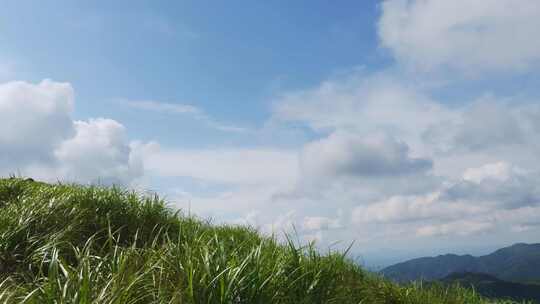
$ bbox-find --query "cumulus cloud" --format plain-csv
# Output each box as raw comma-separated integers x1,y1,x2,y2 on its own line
269,67,540,248
378,0,540,73
443,162,540,210
54,118,143,184
0,80,142,184
300,131,432,179
350,161,540,240
0,80,75,164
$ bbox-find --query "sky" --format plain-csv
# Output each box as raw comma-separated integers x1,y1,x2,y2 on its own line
2,0,540,267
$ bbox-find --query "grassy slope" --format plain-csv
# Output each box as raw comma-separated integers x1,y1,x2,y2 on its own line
0,178,527,303
441,272,540,303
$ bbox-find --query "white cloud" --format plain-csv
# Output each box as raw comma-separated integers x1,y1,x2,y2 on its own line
274,73,452,137
266,69,540,250
443,162,540,210
0,79,75,162
349,161,540,241
300,131,432,179
272,74,450,203
54,118,143,184
0,80,142,185
453,101,525,149
379,0,540,73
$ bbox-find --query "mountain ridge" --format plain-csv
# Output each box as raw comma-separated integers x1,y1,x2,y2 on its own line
381,243,540,283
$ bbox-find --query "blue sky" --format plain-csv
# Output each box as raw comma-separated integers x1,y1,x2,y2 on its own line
0,1,383,145
2,0,540,267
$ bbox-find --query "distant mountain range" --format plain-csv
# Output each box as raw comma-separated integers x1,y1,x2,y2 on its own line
381,243,540,283
440,272,540,303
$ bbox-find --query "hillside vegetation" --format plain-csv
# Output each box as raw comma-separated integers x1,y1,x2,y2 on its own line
0,178,528,303
441,272,540,303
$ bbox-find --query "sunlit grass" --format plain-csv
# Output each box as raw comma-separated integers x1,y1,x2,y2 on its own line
0,178,530,303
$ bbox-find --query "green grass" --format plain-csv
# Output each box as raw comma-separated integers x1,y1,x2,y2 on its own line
0,178,529,303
